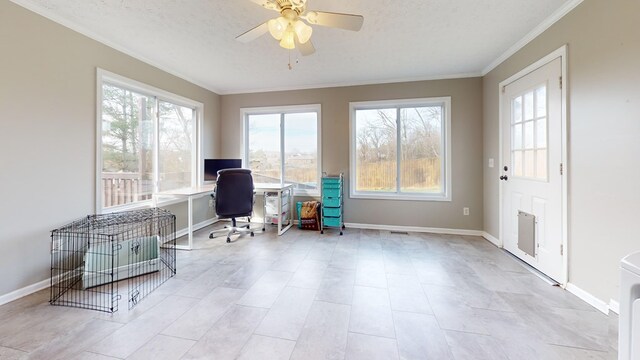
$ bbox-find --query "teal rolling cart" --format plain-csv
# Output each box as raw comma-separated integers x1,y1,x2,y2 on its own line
321,173,345,235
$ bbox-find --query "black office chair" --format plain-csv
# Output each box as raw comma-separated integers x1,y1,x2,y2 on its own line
208,168,255,243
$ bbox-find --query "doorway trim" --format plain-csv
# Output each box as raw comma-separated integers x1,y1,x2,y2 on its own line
498,45,568,286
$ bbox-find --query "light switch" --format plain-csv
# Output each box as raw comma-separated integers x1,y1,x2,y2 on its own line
488,158,495,168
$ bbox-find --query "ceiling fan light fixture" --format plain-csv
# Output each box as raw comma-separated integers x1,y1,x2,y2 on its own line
293,20,312,44
279,28,296,49
268,16,288,40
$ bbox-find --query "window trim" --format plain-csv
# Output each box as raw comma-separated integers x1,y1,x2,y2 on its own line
96,68,203,213
349,97,452,202
240,104,322,196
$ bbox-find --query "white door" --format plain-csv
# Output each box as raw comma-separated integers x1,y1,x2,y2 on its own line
501,57,563,282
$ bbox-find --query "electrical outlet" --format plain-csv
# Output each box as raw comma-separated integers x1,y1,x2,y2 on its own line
463,207,470,216
488,158,494,168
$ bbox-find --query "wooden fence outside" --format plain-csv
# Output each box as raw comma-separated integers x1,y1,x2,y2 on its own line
357,158,441,191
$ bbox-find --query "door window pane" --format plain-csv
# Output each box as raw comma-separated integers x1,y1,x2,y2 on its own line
513,150,523,177
513,124,523,150
524,121,534,149
524,150,535,177
524,92,534,120
536,86,547,117
536,119,547,148
513,96,522,123
284,112,318,191
399,107,442,193
355,108,397,192
101,84,155,207
158,102,193,192
247,114,281,184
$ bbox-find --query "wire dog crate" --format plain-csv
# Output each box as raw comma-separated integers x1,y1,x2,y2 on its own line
50,208,176,313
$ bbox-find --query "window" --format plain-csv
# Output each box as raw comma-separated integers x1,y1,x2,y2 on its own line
349,97,451,201
242,105,321,195
97,69,202,211
511,85,547,180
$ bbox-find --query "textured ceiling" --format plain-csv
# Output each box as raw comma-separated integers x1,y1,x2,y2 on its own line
14,0,573,94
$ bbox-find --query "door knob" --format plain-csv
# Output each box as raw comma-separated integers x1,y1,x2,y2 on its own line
500,175,509,181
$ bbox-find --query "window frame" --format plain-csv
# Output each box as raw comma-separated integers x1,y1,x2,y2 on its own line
96,68,203,213
240,104,322,197
349,97,452,202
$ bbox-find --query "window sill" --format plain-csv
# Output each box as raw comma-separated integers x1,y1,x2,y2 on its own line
349,192,451,202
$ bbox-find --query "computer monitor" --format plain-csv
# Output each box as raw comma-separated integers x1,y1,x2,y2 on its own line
204,159,242,181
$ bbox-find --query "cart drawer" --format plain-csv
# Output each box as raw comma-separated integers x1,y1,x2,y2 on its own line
323,206,342,217
322,197,341,207
323,216,342,227
322,188,341,198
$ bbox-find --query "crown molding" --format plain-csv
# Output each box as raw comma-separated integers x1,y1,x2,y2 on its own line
9,0,222,95
481,0,583,75
218,72,482,95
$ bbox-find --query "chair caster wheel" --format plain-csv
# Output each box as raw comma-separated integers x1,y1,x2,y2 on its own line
262,228,265,232
320,230,324,234
226,237,231,243
342,225,346,229
209,234,213,239
250,232,254,237
340,231,343,236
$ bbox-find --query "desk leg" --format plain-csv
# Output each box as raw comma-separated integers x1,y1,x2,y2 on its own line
277,191,282,235
187,196,193,250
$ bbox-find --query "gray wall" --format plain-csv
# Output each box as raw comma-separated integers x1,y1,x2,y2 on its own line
220,78,484,230
0,1,220,297
483,0,640,303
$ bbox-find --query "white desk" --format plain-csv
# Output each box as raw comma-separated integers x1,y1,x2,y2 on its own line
153,184,217,250
153,182,294,250
254,183,294,236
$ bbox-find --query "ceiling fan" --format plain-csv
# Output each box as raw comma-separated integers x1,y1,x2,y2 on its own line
236,0,364,56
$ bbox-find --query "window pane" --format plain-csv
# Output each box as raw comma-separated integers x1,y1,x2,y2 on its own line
399,107,442,193
513,96,522,123
536,86,547,117
158,101,193,192
248,114,281,184
355,108,397,192
513,123,522,150
524,150,535,177
101,84,155,207
284,112,318,191
536,118,547,148
524,121,534,149
536,149,548,180
513,150,523,177
524,91,534,120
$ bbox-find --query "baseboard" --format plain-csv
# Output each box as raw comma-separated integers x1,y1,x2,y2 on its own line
609,299,620,315
0,278,50,307
344,222,483,236
175,217,218,239
482,232,501,247
566,282,610,315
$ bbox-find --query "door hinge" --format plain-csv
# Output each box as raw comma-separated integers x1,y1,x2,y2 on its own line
560,163,564,175
559,76,563,89
560,244,564,256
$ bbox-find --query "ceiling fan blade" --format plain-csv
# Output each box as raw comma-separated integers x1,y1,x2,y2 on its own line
236,22,269,43
297,38,316,56
250,0,279,11
304,11,364,31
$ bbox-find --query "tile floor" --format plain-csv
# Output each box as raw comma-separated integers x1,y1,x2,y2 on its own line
0,225,619,359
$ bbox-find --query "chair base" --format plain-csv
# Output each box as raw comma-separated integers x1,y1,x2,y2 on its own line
209,217,255,243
